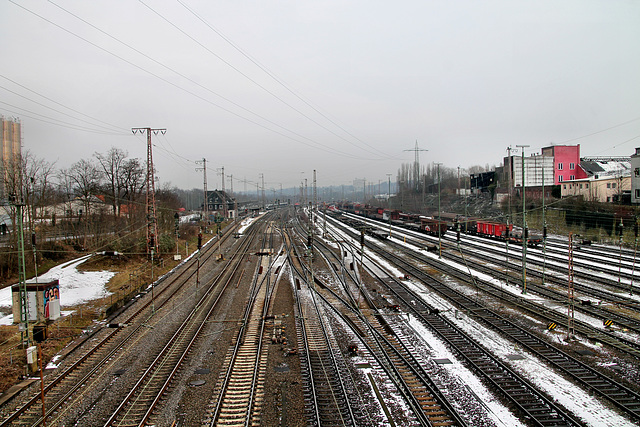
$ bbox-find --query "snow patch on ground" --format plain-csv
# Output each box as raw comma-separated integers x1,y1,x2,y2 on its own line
0,255,114,325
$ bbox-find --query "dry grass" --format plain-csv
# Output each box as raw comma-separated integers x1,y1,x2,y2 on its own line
0,238,198,396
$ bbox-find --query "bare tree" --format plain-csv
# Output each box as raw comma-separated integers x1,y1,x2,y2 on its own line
120,158,145,230
95,147,127,220
20,151,55,233
66,159,102,247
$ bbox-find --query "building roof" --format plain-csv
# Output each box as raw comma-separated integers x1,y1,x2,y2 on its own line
579,159,630,178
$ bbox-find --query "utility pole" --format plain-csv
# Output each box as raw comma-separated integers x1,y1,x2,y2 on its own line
10,195,29,346
196,158,208,227
133,127,165,256
313,170,317,213
259,173,265,209
31,232,38,283
363,178,366,202
404,140,428,191
228,174,235,220
542,160,547,285
516,144,530,294
631,220,638,296
220,167,228,219
506,146,512,288
618,219,624,286
567,233,575,340
435,163,443,258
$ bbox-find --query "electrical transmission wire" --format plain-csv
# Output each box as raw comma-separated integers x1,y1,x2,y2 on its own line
0,100,128,135
36,0,373,160
0,74,128,133
557,115,640,145
0,81,128,134
142,0,396,160
176,0,399,161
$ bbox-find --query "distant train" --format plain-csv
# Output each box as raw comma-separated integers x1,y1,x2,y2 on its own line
443,214,542,247
336,204,447,237
333,203,542,247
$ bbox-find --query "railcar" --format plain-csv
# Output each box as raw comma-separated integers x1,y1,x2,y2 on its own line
438,212,460,230
476,220,512,239
420,218,448,236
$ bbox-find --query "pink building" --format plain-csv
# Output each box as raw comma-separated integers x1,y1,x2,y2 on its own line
541,144,588,184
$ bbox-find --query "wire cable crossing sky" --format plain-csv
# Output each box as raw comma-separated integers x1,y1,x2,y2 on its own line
1,0,638,189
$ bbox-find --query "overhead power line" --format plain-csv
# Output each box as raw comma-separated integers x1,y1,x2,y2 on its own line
0,101,128,135
142,0,395,160
558,115,640,145
0,82,128,134
176,0,399,161
0,74,128,133
31,0,375,160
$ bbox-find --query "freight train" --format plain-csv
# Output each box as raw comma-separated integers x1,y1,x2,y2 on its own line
333,203,542,247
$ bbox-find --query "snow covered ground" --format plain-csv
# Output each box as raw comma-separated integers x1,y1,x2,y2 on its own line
324,216,637,426
0,255,114,326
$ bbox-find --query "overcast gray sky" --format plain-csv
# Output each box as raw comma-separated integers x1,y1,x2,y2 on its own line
1,0,639,191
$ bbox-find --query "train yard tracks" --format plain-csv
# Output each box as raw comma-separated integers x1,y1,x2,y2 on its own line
2,206,638,426
348,212,640,357
205,223,279,426
0,223,243,426
327,211,640,424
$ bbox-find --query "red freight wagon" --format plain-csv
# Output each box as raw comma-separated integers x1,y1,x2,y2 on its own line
476,220,512,239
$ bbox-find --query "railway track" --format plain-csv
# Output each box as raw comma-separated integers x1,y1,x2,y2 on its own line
292,213,472,426
282,215,369,426
103,218,264,426
0,224,241,427
327,213,640,425
313,224,476,425
205,222,279,426
344,212,640,357
451,232,640,296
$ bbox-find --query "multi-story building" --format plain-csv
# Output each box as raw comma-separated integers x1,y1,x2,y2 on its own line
631,148,640,205
560,158,630,203
1,117,22,201
541,144,588,184
204,190,237,220
509,153,555,188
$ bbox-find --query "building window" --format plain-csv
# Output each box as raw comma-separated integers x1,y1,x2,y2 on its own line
558,163,563,170
580,184,583,189
636,189,640,198
563,184,566,189
607,197,611,202
612,183,616,189
570,162,575,170
570,175,575,180
558,176,563,182
585,183,589,189
607,183,611,188
635,168,640,177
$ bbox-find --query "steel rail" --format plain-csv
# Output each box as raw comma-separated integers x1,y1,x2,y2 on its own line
0,223,241,427
328,214,583,426
285,220,359,426
103,218,262,426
